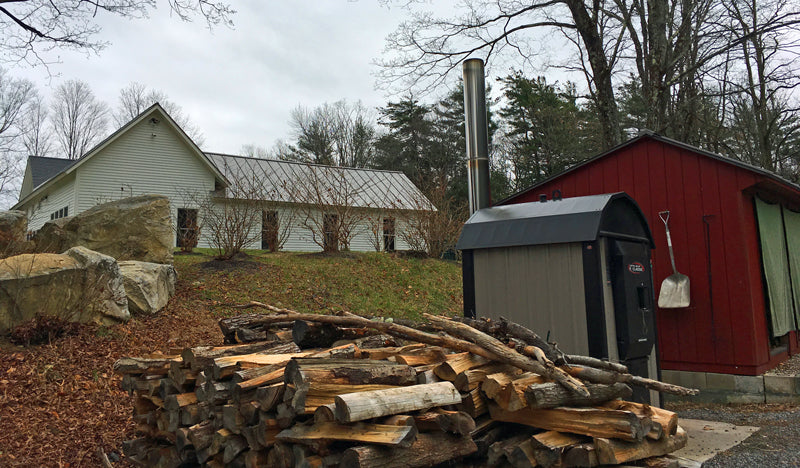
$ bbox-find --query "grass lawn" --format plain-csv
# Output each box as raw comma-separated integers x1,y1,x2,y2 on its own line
0,250,462,467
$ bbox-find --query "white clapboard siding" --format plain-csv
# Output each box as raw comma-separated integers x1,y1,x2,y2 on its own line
194,202,418,253
75,116,217,246
26,175,76,231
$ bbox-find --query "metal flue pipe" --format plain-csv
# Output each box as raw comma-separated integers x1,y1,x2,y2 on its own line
463,58,492,215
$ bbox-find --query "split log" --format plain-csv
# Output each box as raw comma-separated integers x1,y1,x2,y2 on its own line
277,421,418,448
433,352,490,381
233,367,285,398
169,362,198,387
563,443,599,467
454,362,522,391
212,351,312,379
488,432,536,466
489,404,651,441
266,442,294,468
285,358,417,386
394,347,448,366
413,409,476,435
493,373,548,411
187,421,216,450
359,344,426,360
313,404,336,423
182,340,297,370
164,392,198,412
415,366,441,384
508,431,588,468
339,432,478,468
457,387,488,418
524,382,632,409
255,383,285,412
222,434,248,464
334,382,462,423
593,427,688,465
598,400,678,438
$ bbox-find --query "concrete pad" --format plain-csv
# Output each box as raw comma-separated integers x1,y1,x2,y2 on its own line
672,418,759,464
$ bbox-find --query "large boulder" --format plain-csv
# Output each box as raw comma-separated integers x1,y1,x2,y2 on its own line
118,261,177,315
0,210,28,255
0,246,129,332
35,194,173,264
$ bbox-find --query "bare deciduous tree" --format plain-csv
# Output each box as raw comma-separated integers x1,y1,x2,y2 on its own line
115,82,205,146
398,176,463,259
0,67,35,204
50,79,108,160
288,165,372,253
18,93,52,158
378,1,800,150
0,0,235,67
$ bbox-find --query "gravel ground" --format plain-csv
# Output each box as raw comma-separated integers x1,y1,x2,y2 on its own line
667,402,800,467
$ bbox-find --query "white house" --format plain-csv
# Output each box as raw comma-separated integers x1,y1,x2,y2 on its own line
13,104,432,253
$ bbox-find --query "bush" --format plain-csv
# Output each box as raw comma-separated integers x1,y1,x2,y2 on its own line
9,316,83,346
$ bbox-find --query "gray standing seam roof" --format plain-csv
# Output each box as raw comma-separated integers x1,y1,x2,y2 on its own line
29,156,75,190
457,192,652,250
206,153,431,211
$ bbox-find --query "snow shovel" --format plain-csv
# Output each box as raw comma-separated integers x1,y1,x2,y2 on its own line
657,211,690,308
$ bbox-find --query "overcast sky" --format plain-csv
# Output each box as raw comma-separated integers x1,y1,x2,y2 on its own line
12,1,462,155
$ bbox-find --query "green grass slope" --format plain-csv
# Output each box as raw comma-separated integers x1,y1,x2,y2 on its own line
177,249,464,321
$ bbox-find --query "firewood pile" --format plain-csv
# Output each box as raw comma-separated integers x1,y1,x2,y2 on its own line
114,303,699,468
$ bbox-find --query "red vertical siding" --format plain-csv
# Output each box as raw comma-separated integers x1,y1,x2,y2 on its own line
502,137,795,374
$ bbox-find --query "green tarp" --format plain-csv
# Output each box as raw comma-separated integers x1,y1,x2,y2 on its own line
755,197,795,337
783,206,800,328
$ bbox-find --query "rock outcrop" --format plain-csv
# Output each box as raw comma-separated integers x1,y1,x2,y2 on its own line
35,195,173,264
118,261,177,315
0,210,28,255
0,246,129,332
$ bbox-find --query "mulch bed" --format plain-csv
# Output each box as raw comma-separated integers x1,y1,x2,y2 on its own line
0,276,222,467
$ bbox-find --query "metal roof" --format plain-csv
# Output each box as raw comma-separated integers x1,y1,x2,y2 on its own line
457,192,653,250
206,153,432,211
28,156,75,190
499,131,800,205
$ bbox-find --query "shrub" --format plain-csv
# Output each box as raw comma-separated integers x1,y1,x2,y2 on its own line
9,316,83,346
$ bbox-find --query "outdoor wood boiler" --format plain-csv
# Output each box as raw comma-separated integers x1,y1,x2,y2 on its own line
457,193,661,405
460,59,660,404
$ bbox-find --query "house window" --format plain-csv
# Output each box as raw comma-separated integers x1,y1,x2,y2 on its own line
323,213,339,251
262,210,279,251
383,217,396,252
177,208,199,249
50,206,69,220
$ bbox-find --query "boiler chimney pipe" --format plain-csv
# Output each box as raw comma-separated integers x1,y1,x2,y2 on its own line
463,58,492,215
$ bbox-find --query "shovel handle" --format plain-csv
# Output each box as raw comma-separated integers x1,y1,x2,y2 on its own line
659,211,678,273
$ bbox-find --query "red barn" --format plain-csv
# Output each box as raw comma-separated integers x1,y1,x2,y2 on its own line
500,132,800,376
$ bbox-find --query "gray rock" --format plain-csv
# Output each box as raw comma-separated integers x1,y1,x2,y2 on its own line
0,247,129,332
118,260,177,315
35,194,173,264
0,210,28,255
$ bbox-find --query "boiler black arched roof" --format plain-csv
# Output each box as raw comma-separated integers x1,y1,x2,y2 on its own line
456,192,654,250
